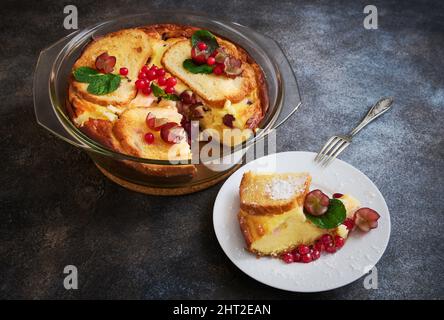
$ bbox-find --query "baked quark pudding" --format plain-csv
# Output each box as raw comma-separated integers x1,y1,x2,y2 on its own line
238,171,381,263
66,25,268,177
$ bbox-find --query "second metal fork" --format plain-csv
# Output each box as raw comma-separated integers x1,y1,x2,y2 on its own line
315,97,394,167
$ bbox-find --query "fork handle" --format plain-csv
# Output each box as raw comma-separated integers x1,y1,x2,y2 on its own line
350,97,394,137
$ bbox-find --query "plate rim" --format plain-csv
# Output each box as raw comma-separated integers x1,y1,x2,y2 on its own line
212,151,391,293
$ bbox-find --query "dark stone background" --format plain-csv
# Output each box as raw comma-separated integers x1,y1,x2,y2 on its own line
1,0,443,299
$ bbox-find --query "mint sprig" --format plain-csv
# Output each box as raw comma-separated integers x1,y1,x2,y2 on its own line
306,199,346,229
183,59,214,74
150,83,179,101
182,30,219,74
73,66,121,95
191,30,219,54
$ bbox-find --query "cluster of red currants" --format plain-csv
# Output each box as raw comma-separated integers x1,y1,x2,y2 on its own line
120,65,178,95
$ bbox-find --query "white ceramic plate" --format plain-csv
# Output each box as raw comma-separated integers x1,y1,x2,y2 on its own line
213,151,390,292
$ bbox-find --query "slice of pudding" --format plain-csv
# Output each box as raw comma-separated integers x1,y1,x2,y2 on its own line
238,171,361,256
240,171,311,215
239,206,325,256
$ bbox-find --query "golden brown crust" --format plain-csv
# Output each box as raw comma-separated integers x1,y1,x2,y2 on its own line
240,202,296,216
239,172,311,216
121,160,196,178
81,119,118,150
251,63,268,120
238,212,253,250
139,24,200,39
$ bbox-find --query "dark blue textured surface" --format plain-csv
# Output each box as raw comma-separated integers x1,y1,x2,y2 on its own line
1,0,443,299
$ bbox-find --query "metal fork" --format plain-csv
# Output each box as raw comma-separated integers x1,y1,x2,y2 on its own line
315,97,394,167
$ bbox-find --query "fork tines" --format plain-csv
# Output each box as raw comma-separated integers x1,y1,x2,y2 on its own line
315,136,350,167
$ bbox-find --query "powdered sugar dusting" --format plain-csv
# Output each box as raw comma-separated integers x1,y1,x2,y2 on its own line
265,176,306,200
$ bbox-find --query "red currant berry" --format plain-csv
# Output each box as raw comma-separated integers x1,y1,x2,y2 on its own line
325,242,337,253
197,42,207,50
166,77,177,87
297,244,310,255
333,193,344,198
155,68,166,77
119,67,128,76
142,86,152,95
320,234,333,245
343,218,355,230
141,65,149,74
207,57,216,65
302,253,312,263
165,86,175,94
157,76,167,86
144,132,154,144
135,79,147,90
281,252,294,264
213,65,223,75
146,69,157,81
138,71,147,80
311,249,321,261
334,235,345,249
314,240,324,252
149,65,158,71
291,251,302,262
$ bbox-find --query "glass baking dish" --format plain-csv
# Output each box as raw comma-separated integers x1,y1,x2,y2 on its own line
33,12,302,195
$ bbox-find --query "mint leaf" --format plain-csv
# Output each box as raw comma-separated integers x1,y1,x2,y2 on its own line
150,83,179,101
108,74,121,92
165,93,180,101
191,30,219,53
73,67,99,82
306,199,346,229
87,76,108,95
73,67,121,95
87,74,121,95
151,83,165,97
183,59,214,74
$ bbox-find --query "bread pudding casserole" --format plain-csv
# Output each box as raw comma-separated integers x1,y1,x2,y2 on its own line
66,25,268,177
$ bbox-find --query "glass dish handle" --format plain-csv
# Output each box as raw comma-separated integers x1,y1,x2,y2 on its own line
33,31,90,149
